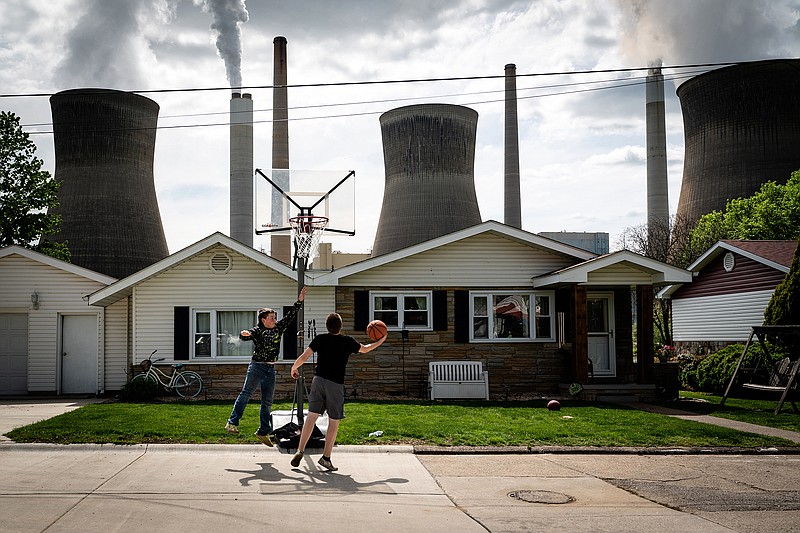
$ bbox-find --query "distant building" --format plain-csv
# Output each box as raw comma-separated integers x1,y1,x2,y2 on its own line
539,232,609,255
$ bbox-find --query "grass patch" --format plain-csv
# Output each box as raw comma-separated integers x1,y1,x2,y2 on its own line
671,391,800,433
5,398,798,448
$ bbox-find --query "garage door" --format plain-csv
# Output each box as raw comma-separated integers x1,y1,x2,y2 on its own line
0,314,28,395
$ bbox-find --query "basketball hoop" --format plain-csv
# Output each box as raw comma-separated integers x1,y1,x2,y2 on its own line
289,215,328,260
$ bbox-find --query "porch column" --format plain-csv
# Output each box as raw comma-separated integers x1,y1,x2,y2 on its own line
572,285,589,382
636,284,654,383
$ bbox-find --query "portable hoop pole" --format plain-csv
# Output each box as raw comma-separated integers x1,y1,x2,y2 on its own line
295,251,306,426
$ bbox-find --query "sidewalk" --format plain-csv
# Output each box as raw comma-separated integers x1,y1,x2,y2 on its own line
630,402,800,444
0,399,798,532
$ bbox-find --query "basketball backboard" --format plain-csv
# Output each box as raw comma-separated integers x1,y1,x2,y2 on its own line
254,169,355,236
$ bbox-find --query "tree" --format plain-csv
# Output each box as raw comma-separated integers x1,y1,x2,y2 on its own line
617,214,695,347
0,111,70,260
763,239,800,349
764,237,800,326
681,171,800,266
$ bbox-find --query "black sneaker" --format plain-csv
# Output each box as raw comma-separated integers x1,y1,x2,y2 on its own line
290,450,304,467
318,456,337,471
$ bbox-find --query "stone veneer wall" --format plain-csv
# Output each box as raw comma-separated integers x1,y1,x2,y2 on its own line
333,287,566,398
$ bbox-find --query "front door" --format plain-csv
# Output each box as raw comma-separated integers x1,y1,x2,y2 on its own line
587,293,616,377
61,315,98,394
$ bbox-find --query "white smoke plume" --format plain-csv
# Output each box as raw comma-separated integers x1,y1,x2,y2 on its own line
195,0,249,89
616,0,800,71
54,0,177,90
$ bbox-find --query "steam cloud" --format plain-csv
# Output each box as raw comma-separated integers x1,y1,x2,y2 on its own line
54,0,176,90
616,0,800,73
195,0,249,89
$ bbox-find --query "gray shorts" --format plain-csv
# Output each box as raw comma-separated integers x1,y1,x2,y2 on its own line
307,375,345,420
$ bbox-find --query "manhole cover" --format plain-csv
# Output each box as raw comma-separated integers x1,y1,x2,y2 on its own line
508,490,575,504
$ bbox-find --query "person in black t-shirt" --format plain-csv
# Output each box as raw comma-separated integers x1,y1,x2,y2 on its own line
289,312,386,471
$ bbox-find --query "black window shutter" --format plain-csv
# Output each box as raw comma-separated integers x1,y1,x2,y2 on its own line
282,306,297,359
453,290,469,343
174,306,190,360
354,290,369,331
433,290,448,331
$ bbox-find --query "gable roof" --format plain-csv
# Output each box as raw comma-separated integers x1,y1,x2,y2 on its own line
719,240,797,269
658,240,796,298
533,249,693,287
309,220,597,285
0,245,117,284
88,232,297,306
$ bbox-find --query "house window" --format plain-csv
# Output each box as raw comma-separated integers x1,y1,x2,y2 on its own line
193,309,257,359
469,291,554,342
370,292,432,330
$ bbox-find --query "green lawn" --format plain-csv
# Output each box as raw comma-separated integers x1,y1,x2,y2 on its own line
5,398,798,448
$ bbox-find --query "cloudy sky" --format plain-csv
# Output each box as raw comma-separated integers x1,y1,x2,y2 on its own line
2,0,799,255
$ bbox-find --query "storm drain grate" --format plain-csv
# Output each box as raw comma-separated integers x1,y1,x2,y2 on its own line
508,490,575,504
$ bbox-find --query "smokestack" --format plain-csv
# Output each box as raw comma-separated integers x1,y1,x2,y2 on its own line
676,59,800,226
48,89,169,279
230,92,253,246
271,36,291,263
646,62,669,236
504,64,522,229
372,104,482,256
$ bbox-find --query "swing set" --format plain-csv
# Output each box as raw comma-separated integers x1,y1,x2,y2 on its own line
721,325,800,415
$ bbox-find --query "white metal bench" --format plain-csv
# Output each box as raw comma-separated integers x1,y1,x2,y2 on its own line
429,361,489,400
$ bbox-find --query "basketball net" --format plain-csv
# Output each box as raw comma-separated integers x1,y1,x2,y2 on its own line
289,216,328,261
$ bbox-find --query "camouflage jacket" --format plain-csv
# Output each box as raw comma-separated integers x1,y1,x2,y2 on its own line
240,300,301,363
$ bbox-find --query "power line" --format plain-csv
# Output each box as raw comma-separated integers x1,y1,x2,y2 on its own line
2,60,738,99
17,64,721,135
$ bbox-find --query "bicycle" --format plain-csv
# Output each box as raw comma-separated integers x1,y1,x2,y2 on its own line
132,350,204,399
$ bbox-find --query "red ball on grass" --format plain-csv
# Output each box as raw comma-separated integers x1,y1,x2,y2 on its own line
547,399,561,411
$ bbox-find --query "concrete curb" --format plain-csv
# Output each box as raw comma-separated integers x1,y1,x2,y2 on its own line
3,442,800,455
413,444,800,455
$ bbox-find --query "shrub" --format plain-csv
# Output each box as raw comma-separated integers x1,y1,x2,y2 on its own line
118,377,160,402
684,343,786,394
677,353,702,390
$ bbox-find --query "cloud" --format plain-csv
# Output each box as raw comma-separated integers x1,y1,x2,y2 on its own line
53,0,177,90
616,0,800,66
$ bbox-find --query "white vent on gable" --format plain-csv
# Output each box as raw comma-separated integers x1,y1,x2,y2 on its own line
723,252,735,272
210,252,232,274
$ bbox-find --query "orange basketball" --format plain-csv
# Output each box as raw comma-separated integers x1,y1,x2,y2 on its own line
366,320,387,341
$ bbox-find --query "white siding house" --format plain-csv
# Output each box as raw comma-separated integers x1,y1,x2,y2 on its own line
0,246,117,395
88,234,329,381
5,223,694,399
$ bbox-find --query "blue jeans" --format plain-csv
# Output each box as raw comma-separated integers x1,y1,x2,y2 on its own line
228,362,276,435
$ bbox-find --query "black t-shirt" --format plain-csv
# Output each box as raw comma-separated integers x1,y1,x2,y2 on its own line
309,333,362,384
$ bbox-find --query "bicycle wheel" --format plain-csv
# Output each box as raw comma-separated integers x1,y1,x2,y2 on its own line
131,373,158,387
174,371,203,398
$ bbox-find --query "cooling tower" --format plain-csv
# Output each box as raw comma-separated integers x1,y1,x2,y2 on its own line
504,64,522,229
372,104,482,256
676,59,800,226
49,88,169,279
230,92,253,247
